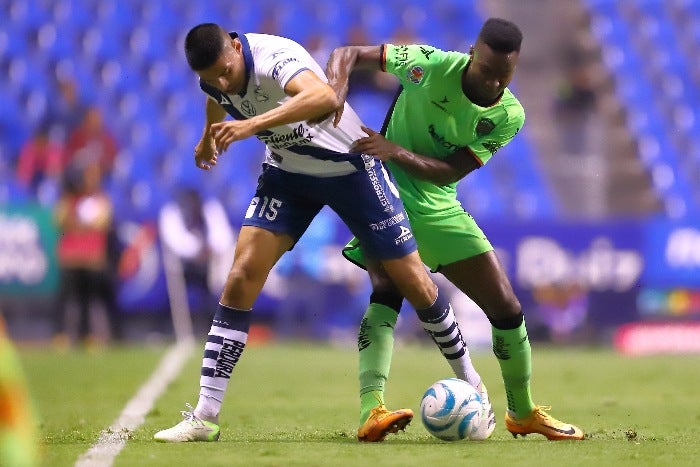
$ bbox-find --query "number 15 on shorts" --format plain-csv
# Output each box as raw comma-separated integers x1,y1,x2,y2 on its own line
245,196,282,221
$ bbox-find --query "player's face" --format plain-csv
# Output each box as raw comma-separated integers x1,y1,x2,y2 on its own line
196,37,246,94
464,41,518,105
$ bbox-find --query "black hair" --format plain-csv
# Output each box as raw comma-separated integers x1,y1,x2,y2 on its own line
477,18,522,53
184,23,227,70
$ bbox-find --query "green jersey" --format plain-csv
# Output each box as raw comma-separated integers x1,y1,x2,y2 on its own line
382,43,525,217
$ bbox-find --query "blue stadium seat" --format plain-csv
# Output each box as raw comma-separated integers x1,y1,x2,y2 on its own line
0,0,555,231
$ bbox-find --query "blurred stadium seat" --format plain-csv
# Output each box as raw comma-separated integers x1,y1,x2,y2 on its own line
1,0,555,226
584,0,700,216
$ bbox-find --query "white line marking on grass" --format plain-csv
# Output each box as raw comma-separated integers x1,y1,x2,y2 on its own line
75,339,195,467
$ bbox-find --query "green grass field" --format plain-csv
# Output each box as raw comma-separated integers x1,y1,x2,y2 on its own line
20,342,700,466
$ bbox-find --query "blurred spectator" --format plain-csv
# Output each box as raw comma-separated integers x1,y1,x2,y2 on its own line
552,47,597,157
530,282,590,344
0,149,30,205
304,32,335,69
15,120,64,205
64,106,118,178
158,188,236,328
345,23,398,97
45,76,86,143
53,162,123,347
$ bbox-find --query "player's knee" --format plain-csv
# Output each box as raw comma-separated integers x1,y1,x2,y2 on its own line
486,293,522,329
370,289,404,313
221,264,262,299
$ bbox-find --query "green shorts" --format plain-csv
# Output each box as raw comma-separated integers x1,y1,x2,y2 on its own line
343,208,493,272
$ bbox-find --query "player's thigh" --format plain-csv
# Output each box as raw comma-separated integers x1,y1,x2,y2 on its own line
328,161,416,261
380,251,436,309
411,209,493,271
440,251,520,319
230,225,295,278
221,226,295,309
241,164,322,245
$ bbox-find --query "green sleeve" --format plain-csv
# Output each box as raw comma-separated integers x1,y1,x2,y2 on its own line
383,43,446,87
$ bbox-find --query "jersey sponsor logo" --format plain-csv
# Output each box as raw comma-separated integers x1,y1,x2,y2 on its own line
369,212,406,231
241,99,256,116
475,118,496,137
427,124,460,152
419,46,435,60
440,96,449,104
219,94,233,106
271,57,300,80
407,65,424,84
364,156,394,214
395,225,413,245
258,123,314,150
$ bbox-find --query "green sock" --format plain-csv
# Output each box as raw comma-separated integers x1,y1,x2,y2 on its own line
492,320,536,419
358,303,398,424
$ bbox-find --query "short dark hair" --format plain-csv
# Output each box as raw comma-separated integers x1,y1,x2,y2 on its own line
184,23,227,70
477,18,522,53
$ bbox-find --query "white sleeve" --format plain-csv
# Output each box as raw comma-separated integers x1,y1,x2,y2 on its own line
259,48,311,88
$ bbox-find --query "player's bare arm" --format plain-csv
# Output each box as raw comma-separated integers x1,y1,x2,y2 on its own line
351,126,481,185
210,70,336,152
325,45,383,126
195,97,227,170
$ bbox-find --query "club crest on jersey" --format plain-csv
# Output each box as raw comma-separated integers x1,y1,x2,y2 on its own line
407,66,424,84
476,118,495,137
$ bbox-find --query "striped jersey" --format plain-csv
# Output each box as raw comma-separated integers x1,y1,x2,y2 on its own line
200,32,368,177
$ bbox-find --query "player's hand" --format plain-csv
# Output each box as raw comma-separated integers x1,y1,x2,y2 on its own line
210,120,256,153
194,137,218,171
350,126,400,161
331,86,349,128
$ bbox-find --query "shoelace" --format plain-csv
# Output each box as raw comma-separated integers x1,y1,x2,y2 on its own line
180,403,205,426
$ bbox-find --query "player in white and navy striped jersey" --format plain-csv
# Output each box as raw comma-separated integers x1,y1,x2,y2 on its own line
154,23,474,443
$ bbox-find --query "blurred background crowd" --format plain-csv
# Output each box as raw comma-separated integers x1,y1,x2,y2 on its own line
1,0,699,353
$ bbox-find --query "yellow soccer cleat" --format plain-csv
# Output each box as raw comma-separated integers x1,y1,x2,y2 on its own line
357,405,413,442
505,406,584,440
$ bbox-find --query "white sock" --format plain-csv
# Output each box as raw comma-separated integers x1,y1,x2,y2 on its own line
416,290,482,388
194,304,250,423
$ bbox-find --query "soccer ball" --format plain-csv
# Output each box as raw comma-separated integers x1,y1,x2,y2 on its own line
420,378,482,441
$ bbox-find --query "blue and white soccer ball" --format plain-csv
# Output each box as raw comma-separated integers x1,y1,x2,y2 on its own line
420,378,483,441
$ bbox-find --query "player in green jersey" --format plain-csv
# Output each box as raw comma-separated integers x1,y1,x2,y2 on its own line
325,18,584,440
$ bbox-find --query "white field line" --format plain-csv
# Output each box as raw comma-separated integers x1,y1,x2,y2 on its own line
75,338,195,467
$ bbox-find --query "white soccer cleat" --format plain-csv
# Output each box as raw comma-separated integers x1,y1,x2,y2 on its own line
471,383,496,440
154,404,220,442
